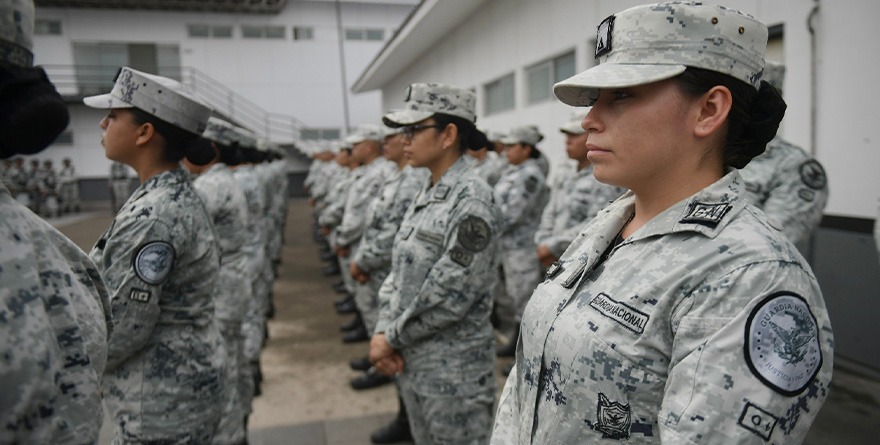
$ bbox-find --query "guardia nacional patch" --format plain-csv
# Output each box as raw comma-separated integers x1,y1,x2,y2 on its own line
798,160,826,190
744,292,822,396
456,215,491,252
132,241,176,285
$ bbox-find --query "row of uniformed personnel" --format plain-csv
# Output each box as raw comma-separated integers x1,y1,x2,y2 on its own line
1,156,79,216
1,2,290,442
304,2,833,444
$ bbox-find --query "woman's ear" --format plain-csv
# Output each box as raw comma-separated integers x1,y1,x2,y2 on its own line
135,121,156,146
694,85,732,138
440,123,459,150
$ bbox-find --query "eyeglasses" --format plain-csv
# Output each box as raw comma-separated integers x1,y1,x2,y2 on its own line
403,124,444,139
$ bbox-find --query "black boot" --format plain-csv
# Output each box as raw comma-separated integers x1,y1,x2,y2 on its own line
334,293,354,308
496,325,520,358
349,355,372,372
340,313,363,332
252,361,263,397
350,367,392,390
322,263,341,276
342,325,369,343
370,397,412,443
336,300,358,315
333,281,348,294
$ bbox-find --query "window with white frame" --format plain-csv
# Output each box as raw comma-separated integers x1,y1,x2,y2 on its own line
35,19,62,36
242,25,286,39
345,28,384,41
187,24,233,39
484,73,515,115
526,51,576,104
293,26,314,41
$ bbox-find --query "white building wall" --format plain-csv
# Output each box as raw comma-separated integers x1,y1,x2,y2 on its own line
30,0,416,178
375,0,880,219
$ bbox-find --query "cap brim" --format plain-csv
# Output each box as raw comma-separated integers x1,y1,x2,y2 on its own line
82,93,133,109
559,123,586,135
382,110,434,128
553,63,687,106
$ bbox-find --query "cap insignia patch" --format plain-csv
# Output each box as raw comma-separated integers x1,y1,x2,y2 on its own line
595,15,615,58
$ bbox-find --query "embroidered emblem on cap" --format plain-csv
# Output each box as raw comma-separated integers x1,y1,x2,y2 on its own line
798,160,826,190
132,241,176,285
595,15,615,58
680,201,732,228
744,292,822,396
588,292,649,334
737,400,779,441
457,215,491,252
594,393,630,439
129,288,151,303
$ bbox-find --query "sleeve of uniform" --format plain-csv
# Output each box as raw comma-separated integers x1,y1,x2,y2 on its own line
543,220,585,258
335,178,379,248
384,197,499,349
373,269,397,335
534,189,559,247
500,173,540,233
659,261,833,444
357,199,412,274
101,218,178,371
491,364,521,444
318,192,346,228
760,157,828,247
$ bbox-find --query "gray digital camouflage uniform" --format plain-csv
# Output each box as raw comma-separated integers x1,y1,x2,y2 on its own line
0,183,111,444
352,165,426,332
233,164,267,411
739,136,828,252
321,166,364,294
492,170,833,444
91,168,226,443
335,157,397,250
493,158,550,334
192,162,250,444
376,157,502,444
535,165,625,257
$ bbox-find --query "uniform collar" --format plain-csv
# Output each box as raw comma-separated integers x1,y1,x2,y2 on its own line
624,168,748,242
414,155,470,207
131,167,188,200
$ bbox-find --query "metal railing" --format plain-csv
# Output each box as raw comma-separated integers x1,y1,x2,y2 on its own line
41,64,305,145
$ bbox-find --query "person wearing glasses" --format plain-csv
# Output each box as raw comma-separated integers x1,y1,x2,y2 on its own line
84,67,226,443
493,125,551,361
492,2,833,443
370,83,502,444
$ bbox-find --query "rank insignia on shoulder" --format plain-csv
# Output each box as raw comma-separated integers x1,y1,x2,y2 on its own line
433,184,450,200
680,202,732,228
545,261,564,281
132,241,176,285
744,292,822,396
129,288,151,303
737,400,779,441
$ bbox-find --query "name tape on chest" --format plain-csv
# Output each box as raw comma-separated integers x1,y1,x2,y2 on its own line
744,292,822,396
588,293,649,334
132,241,176,285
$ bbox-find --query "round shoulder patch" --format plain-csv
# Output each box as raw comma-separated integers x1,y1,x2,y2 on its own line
798,160,827,190
132,241,176,285
456,215,491,252
744,292,822,396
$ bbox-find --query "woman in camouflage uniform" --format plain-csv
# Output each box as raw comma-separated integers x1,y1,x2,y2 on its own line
84,67,226,444
370,83,503,444
493,3,833,444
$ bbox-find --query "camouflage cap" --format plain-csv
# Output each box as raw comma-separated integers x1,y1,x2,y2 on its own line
347,124,386,144
83,66,212,135
763,59,784,92
486,130,507,143
554,2,768,107
560,110,589,135
0,0,34,67
383,82,476,127
202,117,238,146
232,125,257,149
382,124,404,138
501,125,544,146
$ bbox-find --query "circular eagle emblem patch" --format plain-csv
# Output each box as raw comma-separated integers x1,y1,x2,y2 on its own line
456,216,491,252
744,292,822,396
132,241,176,285
798,160,827,190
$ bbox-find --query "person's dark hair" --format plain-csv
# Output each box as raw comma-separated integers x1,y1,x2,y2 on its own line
129,108,213,165
674,67,787,168
217,142,243,166
469,128,489,151
526,144,542,159
432,113,481,152
240,146,266,164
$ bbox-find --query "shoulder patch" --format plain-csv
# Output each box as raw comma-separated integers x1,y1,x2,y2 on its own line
129,288,151,303
744,292,822,396
797,188,815,202
680,202,732,228
132,241,176,285
449,246,474,267
798,160,826,190
456,215,491,252
525,176,538,193
593,393,630,439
